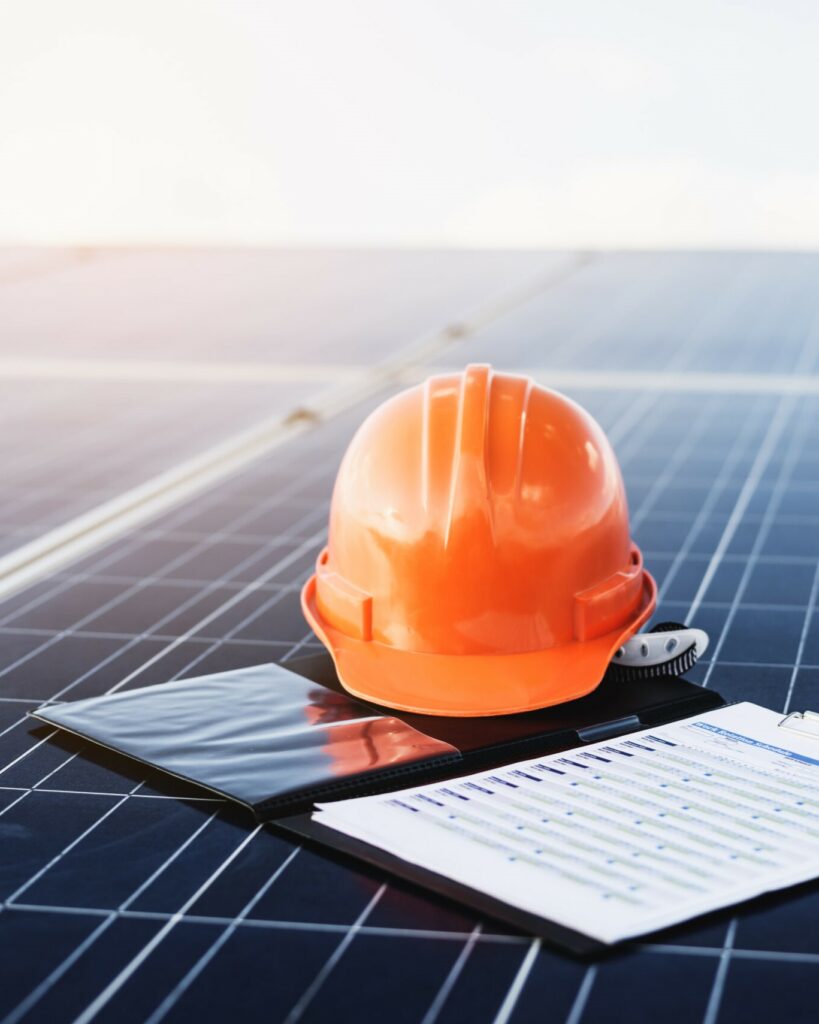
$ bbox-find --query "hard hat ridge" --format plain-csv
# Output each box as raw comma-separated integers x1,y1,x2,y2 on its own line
440,363,493,548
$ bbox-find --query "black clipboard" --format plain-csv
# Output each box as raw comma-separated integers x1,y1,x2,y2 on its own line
277,656,726,956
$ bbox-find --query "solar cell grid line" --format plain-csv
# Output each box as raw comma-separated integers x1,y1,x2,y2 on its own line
782,559,819,712
279,620,322,665
701,921,738,1024
491,938,541,1024
618,395,768,604
639,944,819,965
0,386,323,592
0,787,222,804
653,398,775,603
686,392,798,624
657,415,812,681
622,262,761,378
627,395,725,532
605,264,733,377
4,901,528,945
0,623,309,660
6,720,99,792
0,706,117,808
0,782,32,821
645,257,812,376
9,898,819,966
698,396,811,689
591,388,663,454
563,965,598,1024
100,524,325,689
18,573,299,600
555,258,816,376
419,924,483,1024
126,510,323,546
280,884,389,1024
2,380,171,484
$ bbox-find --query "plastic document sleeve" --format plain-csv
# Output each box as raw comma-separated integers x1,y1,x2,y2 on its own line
30,663,461,817
30,654,723,819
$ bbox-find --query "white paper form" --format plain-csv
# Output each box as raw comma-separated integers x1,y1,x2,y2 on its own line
314,702,819,944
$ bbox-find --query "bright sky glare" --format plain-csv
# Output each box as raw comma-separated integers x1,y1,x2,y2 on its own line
2,0,818,247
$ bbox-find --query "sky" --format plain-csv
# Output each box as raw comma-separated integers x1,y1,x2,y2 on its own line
1,0,818,248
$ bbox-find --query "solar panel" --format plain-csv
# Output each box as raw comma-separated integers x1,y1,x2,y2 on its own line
1,251,819,1023
0,377,329,557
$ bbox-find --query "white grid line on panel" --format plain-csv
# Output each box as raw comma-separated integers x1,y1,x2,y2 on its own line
283,884,388,1024
492,938,541,1024
420,924,483,1024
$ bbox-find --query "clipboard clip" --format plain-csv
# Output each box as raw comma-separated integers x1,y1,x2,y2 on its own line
779,710,819,740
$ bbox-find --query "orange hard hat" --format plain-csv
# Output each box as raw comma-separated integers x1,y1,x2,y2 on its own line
302,364,656,716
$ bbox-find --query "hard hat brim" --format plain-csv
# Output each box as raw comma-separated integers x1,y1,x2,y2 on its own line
301,571,657,718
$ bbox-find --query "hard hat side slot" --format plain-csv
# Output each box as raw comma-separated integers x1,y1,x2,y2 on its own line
573,545,645,642
315,552,373,642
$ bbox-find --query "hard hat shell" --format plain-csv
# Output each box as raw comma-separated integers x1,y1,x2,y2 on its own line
302,364,656,716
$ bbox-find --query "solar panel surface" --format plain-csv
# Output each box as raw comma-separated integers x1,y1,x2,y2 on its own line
0,248,559,559
2,250,819,1024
